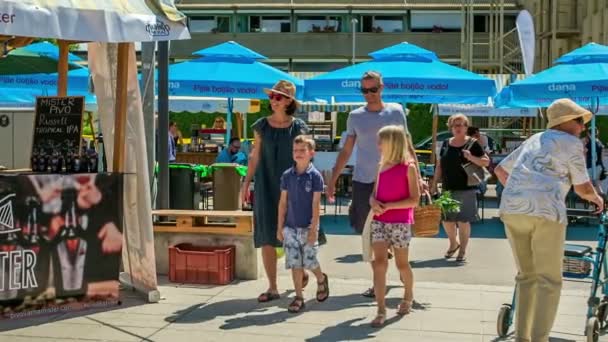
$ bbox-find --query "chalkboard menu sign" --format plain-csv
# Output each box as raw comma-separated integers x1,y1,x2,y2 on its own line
31,96,85,173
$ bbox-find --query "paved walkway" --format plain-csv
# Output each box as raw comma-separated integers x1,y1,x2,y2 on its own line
0,194,605,341
0,275,601,341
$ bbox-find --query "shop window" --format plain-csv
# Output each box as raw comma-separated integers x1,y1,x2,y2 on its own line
189,16,231,33
249,16,291,33
368,16,403,33
297,16,342,33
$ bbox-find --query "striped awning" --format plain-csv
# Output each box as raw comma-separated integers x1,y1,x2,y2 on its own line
438,74,533,117
300,102,365,113
0,0,190,43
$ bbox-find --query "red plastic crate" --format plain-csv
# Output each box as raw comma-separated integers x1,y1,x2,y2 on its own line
169,244,235,285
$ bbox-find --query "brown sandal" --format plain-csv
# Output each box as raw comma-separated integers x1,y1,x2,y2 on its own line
371,311,386,328
288,296,305,313
257,291,280,303
444,244,460,259
316,273,330,302
397,300,413,316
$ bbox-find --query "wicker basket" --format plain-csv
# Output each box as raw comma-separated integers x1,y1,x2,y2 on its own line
412,193,442,237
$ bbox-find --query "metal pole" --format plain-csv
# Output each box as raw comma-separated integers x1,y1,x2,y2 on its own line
351,18,358,64
461,1,467,68
157,41,170,210
469,0,474,70
498,0,505,74
551,0,557,62
140,42,156,191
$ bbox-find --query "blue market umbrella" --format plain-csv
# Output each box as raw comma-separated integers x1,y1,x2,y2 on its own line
0,67,94,108
495,42,608,180
304,42,496,104
167,41,303,141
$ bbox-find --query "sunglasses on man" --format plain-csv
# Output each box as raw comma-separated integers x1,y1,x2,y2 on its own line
360,87,379,94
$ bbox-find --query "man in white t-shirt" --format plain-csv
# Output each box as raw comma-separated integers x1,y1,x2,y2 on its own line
495,99,603,342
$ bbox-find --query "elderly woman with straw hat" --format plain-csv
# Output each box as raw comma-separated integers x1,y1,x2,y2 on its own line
240,80,310,303
495,98,604,342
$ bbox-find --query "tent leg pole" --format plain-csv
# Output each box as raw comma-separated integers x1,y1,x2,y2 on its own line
113,43,129,171
58,41,69,96
114,42,136,292
430,104,439,165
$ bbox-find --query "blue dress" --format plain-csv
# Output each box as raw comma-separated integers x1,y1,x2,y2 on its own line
252,117,308,248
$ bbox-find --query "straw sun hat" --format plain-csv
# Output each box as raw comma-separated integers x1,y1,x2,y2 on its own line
263,80,298,105
546,98,592,129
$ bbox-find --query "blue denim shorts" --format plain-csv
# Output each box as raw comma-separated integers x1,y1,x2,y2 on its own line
283,227,320,270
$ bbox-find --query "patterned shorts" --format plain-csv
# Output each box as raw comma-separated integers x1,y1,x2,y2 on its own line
370,220,412,249
283,227,320,270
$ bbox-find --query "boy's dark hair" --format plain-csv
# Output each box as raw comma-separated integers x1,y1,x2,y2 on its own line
229,137,240,145
467,126,480,136
169,121,176,128
294,135,315,151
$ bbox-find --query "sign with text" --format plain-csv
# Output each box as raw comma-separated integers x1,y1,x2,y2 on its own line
0,173,123,319
31,97,84,171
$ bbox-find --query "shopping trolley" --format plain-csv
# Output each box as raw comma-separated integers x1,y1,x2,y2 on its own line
496,208,608,342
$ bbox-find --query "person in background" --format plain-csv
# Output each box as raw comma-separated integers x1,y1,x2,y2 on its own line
240,80,309,303
216,137,248,166
495,99,603,342
583,128,606,194
277,135,329,313
168,121,177,163
213,116,226,130
431,114,489,263
467,126,491,154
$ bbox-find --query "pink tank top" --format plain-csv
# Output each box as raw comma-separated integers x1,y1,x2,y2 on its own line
373,163,415,224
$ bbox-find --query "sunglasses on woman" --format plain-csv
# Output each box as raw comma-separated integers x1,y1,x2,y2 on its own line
360,87,379,94
268,93,285,101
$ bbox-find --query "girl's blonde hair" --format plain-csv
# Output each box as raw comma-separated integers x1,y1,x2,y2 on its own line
378,125,411,165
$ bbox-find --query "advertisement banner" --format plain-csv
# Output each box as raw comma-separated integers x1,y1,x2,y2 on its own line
516,10,536,76
0,173,123,319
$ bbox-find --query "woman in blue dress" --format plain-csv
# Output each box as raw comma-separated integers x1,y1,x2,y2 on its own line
241,80,309,302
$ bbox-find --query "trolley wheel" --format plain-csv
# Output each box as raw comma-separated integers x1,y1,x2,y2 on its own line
496,304,512,338
598,301,608,327
586,317,599,342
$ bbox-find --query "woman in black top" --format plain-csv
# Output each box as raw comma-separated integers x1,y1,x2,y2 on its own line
431,114,489,262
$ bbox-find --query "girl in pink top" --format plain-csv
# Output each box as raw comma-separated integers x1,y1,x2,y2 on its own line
369,125,420,327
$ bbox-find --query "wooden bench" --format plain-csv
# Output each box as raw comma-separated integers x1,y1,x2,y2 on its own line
152,209,259,281
152,210,253,235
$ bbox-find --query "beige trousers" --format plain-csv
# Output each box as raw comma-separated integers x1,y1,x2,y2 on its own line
501,214,566,342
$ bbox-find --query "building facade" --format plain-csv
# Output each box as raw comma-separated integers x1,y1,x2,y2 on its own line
520,0,608,70
173,0,522,73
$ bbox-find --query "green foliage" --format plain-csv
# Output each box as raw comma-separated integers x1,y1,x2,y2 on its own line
406,104,449,144
433,191,461,214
